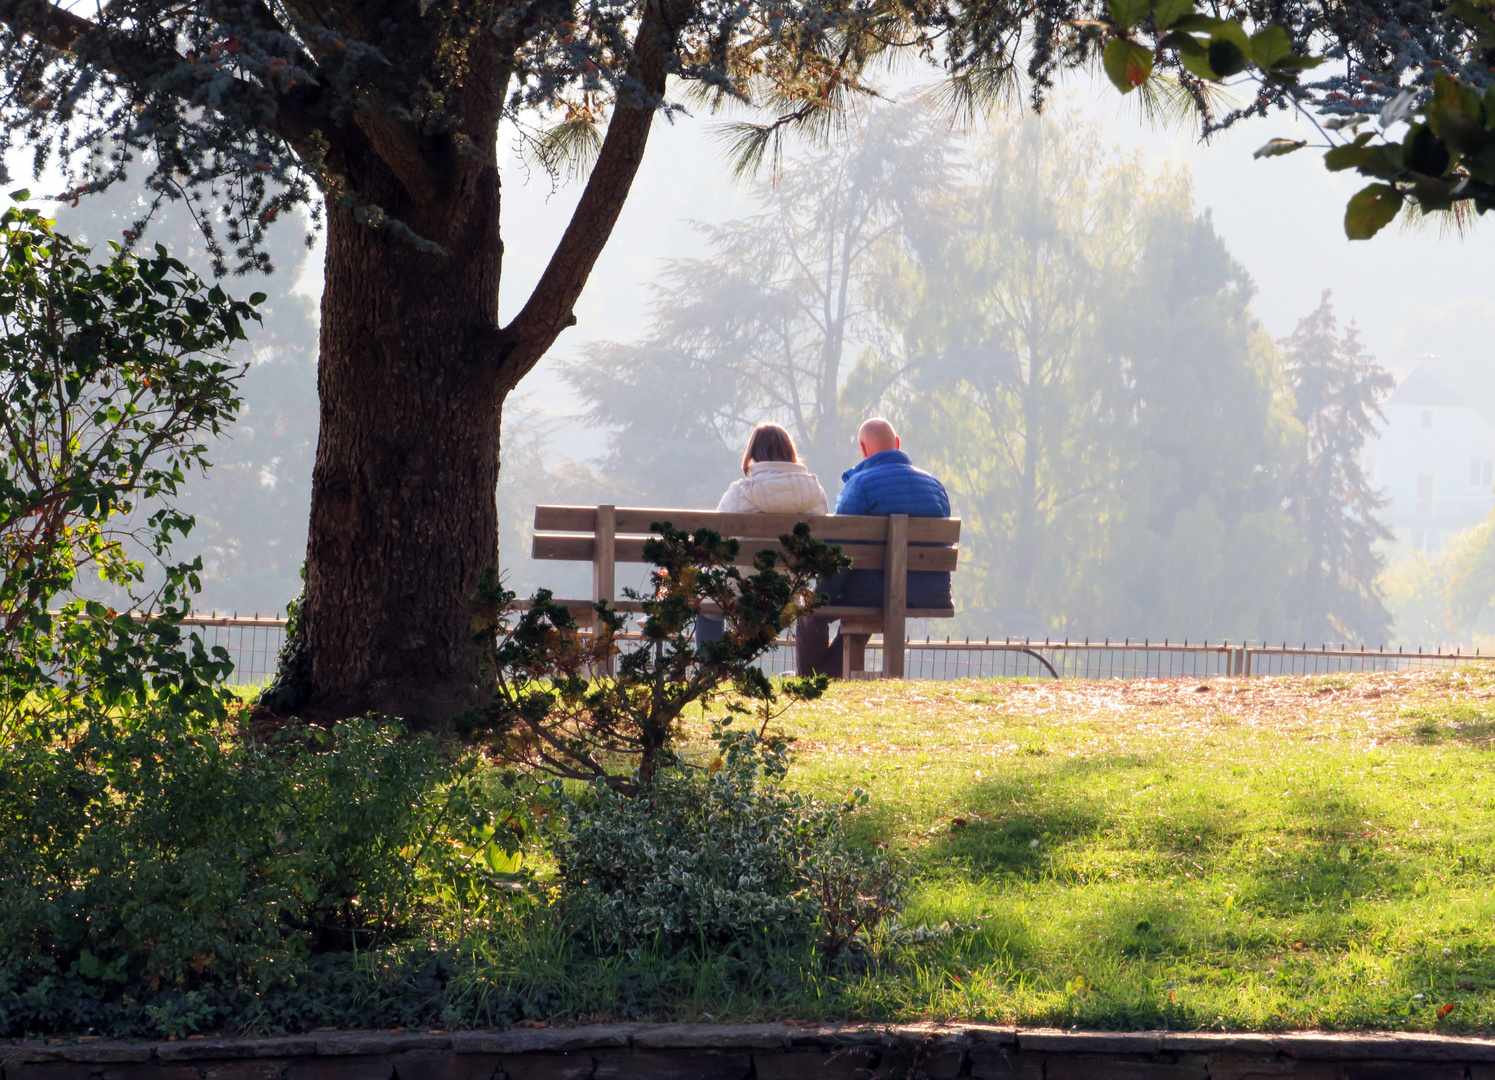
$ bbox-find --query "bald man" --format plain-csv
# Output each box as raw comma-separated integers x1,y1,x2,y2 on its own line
796,417,952,677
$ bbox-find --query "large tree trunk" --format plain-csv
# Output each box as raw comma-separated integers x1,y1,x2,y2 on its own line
299,139,506,728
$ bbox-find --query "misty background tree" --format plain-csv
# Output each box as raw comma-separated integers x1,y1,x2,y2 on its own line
565,102,952,508
560,108,1395,644
884,116,1304,640
1280,291,1395,645
54,190,319,616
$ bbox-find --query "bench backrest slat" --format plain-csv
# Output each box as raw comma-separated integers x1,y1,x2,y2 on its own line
533,505,960,545
530,504,960,680
532,533,959,572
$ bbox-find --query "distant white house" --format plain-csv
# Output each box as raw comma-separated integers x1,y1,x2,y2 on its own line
1364,366,1495,555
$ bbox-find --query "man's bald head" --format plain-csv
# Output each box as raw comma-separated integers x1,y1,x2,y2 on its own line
857,417,900,458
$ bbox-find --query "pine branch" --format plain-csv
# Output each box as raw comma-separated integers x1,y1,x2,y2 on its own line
0,0,327,161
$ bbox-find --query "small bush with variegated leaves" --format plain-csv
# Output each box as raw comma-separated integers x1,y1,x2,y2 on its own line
548,719,902,958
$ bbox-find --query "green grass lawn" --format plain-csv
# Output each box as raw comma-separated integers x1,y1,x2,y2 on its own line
711,667,1495,1032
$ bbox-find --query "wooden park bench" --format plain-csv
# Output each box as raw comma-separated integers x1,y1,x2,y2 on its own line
529,505,960,679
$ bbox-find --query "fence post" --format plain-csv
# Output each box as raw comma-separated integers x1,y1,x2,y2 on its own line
593,504,616,677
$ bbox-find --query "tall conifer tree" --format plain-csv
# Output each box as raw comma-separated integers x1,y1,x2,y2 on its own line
1281,290,1394,645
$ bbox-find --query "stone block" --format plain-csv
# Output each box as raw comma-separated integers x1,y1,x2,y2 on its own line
60,1049,152,1065
633,1025,786,1051
392,1056,502,1080
4,1045,64,1064
752,1052,873,1080
593,1050,751,1080
1275,1034,1495,1063
919,1049,964,1079
316,1039,448,1059
1017,1032,1164,1055
1162,1035,1278,1055
161,1041,317,1062
492,1053,594,1080
1208,1060,1341,1080
100,1067,201,1080
203,1060,292,1080
284,1056,397,1080
1046,1056,1205,1080
786,1028,887,1050
962,1028,1019,1049
967,1049,1043,1080
1341,1065,1464,1080
454,1031,632,1057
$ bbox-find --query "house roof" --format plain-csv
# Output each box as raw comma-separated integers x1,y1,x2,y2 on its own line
1388,366,1468,408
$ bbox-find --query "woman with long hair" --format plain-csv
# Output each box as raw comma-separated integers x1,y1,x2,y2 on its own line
697,423,827,644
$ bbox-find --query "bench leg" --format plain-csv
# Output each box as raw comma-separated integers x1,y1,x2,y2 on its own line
842,633,870,678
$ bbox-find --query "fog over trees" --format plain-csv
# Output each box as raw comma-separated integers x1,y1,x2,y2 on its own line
553,106,1397,644
34,103,1495,648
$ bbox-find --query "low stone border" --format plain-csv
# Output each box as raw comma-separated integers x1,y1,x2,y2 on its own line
7,1024,1495,1079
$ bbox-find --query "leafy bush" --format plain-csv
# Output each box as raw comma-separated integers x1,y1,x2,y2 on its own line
0,195,260,738
548,720,904,958
0,711,501,1036
459,520,849,789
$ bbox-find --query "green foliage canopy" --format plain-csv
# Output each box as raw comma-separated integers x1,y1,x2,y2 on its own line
0,198,259,737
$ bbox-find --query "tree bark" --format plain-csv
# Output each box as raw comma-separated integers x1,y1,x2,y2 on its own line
294,6,671,729
299,133,505,728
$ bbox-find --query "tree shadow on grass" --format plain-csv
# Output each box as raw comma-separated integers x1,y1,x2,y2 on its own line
906,752,1161,878
906,753,1422,938
1401,702,1495,747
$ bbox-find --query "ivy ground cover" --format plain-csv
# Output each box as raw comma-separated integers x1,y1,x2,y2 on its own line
759,667,1495,1032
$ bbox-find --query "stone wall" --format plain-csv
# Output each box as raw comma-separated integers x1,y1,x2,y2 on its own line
7,1024,1495,1080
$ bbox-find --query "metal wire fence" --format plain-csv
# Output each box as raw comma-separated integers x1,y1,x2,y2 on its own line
178,616,1491,686
179,616,287,686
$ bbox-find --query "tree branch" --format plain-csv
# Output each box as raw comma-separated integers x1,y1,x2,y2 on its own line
0,0,326,161
352,105,439,203
495,0,678,382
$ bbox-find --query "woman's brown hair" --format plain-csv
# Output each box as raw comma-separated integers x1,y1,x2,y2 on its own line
741,423,799,474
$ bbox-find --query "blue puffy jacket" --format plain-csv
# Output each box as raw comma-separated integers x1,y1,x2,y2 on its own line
835,449,951,517
827,450,952,609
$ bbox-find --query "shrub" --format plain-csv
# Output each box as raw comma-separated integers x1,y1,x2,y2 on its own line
459,520,849,789
548,719,904,958
0,712,502,1036
0,195,260,739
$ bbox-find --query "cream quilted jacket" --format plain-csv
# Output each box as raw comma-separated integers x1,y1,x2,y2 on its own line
715,460,829,516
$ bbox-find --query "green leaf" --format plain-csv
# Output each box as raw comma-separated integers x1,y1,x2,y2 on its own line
1106,0,1151,29
1253,138,1307,158
7,188,30,202
1103,38,1155,92
1160,29,1208,56
1210,18,1251,52
1344,183,1404,239
1167,13,1229,31
1179,46,1219,80
1152,0,1194,29
1206,37,1247,78
1324,134,1405,180
1249,25,1292,67
1426,72,1489,154
249,291,268,305
1405,124,1451,177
